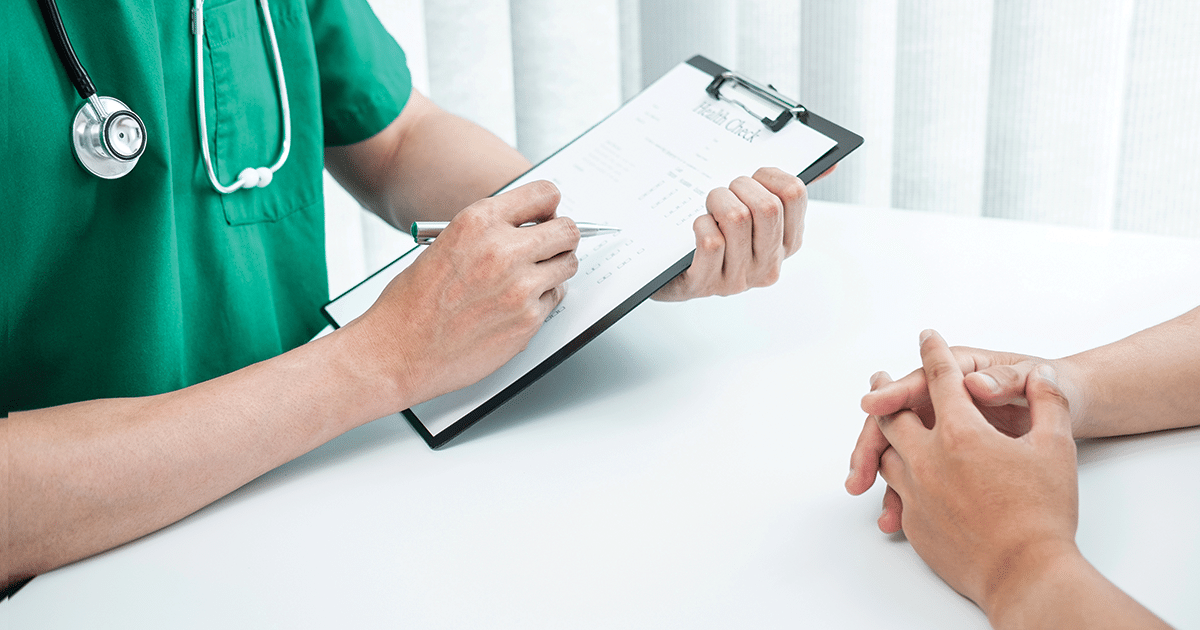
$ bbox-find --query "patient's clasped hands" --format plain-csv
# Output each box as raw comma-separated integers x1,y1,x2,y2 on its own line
843,329,1177,629
848,331,1081,620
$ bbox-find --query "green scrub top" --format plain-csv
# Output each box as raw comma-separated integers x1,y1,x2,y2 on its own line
1,0,412,412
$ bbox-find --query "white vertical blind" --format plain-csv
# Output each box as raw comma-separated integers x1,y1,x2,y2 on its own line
799,1,898,207
509,0,624,163
325,1,1200,296
1114,1,1200,236
982,0,1135,227
892,0,994,217
424,0,518,145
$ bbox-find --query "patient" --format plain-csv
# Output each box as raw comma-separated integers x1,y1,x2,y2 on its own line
845,305,1200,629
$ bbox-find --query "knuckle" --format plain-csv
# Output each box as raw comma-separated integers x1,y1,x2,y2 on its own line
529,180,562,207
786,230,804,254
947,346,975,371
499,281,532,310
939,422,979,450
782,228,801,255
710,206,751,231
455,208,490,234
560,217,581,243
513,275,540,299
563,252,579,277
519,305,543,332
754,265,781,287
945,343,974,369
708,189,752,226
753,190,784,218
730,175,757,191
696,232,724,254
879,446,903,479
778,176,807,204
923,360,959,384
994,365,1024,387
725,205,752,226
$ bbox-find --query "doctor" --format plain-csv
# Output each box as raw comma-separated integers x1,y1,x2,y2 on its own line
1,0,824,593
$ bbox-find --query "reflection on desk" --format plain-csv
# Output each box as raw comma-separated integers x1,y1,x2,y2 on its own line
5,201,1199,629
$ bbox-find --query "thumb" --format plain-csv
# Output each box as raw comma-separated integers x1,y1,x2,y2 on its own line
964,363,1033,407
1026,364,1072,438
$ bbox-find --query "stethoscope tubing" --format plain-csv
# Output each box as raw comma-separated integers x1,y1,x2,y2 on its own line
36,0,96,100
193,0,292,194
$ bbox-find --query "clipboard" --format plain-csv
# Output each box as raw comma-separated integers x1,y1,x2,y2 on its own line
323,55,863,448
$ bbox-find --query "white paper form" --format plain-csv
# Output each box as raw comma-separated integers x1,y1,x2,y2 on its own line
406,61,838,438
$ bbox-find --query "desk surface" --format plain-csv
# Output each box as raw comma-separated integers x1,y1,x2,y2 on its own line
7,202,1200,629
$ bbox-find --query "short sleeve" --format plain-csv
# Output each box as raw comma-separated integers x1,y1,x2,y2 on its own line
308,0,413,146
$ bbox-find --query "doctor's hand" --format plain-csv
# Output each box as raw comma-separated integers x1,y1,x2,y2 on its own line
651,166,831,302
347,180,580,408
846,344,1083,534
875,330,1082,621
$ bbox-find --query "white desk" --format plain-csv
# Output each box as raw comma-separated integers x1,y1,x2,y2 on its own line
7,202,1200,629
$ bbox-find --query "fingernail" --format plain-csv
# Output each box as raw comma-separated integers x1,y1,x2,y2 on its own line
1035,364,1058,386
919,329,934,345
845,467,855,486
977,373,1000,394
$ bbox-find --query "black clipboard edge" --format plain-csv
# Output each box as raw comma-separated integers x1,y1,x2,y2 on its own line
411,251,695,449
798,111,862,183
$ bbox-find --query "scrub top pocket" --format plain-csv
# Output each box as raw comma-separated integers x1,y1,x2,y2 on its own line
201,0,319,225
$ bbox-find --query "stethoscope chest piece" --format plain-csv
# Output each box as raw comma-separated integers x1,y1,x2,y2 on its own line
71,95,147,179
41,0,285,189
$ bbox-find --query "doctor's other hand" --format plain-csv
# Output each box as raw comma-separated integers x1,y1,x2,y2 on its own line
652,166,832,302
346,180,580,409
846,343,1083,534
875,331,1079,619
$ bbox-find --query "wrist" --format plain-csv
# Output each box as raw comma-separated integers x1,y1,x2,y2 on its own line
325,318,417,422
1050,354,1094,438
982,537,1083,629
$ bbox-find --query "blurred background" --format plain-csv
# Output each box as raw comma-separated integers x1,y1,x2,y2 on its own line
326,0,1200,297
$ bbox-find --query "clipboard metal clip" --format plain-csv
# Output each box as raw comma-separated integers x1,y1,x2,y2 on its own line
705,71,808,132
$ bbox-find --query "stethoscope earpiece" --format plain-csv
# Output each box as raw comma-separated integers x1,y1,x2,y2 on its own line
237,167,274,189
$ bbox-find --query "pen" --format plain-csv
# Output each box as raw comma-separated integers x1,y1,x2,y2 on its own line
410,221,621,244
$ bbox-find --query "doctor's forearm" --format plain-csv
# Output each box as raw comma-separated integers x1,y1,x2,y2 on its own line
383,101,531,226
325,90,531,230
1,327,405,588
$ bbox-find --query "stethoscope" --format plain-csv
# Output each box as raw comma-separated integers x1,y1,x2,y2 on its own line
37,0,290,192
